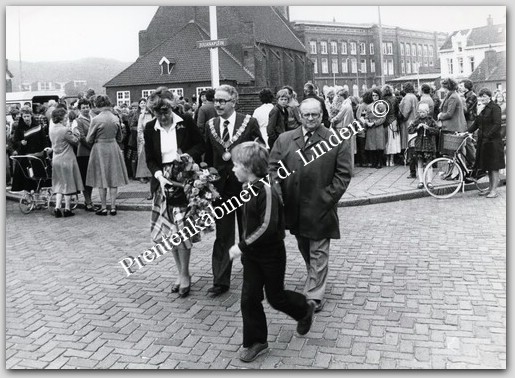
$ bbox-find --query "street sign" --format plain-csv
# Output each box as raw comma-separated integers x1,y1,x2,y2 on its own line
196,39,228,49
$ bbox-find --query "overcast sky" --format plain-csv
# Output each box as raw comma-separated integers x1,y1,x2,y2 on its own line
5,4,506,63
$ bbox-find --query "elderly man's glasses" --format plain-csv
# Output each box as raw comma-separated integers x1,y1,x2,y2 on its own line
214,98,232,105
301,112,320,119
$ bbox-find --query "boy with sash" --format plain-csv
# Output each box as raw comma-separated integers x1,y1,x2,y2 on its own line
204,85,264,297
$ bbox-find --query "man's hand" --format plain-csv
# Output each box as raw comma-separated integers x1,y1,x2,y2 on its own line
229,244,242,260
21,140,27,146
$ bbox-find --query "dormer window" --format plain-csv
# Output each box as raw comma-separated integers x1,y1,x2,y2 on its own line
159,57,175,75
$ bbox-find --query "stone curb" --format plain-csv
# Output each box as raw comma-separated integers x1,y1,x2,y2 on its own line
6,178,504,211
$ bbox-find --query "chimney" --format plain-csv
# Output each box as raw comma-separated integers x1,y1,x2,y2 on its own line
487,14,493,26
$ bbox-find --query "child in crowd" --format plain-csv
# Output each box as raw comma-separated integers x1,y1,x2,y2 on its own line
228,141,315,363
408,103,439,189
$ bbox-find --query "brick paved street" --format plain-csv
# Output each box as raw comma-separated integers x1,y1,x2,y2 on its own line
5,187,506,369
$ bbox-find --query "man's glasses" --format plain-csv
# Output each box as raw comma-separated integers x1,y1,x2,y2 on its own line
214,98,232,105
301,113,320,119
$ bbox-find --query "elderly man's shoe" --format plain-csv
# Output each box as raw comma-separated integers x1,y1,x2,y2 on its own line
239,342,269,362
207,286,229,297
297,300,316,335
313,299,324,313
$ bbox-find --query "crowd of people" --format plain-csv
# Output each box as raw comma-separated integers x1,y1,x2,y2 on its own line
5,78,506,362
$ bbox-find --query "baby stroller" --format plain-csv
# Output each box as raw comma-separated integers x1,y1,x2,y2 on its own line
10,150,78,214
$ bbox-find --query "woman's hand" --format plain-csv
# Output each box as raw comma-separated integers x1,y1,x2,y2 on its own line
157,175,173,193
229,244,242,260
21,140,27,146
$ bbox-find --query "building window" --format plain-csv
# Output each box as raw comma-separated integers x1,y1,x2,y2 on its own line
401,59,405,74
330,41,338,54
313,59,318,74
458,57,464,74
382,42,393,55
359,42,366,55
196,87,212,98
320,42,328,54
341,42,347,54
429,46,434,57
400,43,404,56
169,88,184,97
360,59,367,73
350,42,357,55
406,60,411,74
412,44,416,56
342,59,348,73
350,58,357,73
159,57,174,75
141,89,155,99
321,58,329,73
457,42,463,53
116,91,130,106
388,60,394,76
406,44,411,56
417,45,422,58
412,61,418,74
310,41,317,54
423,45,428,58
469,57,475,72
447,58,453,74
369,43,374,55
370,59,375,73
331,58,339,73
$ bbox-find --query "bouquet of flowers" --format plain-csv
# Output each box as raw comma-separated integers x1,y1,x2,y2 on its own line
173,153,221,235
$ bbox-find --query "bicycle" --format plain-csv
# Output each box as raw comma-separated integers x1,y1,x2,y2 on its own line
422,133,489,199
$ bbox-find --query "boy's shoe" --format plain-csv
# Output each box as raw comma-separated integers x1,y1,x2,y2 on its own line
239,342,269,363
417,182,424,189
297,300,316,335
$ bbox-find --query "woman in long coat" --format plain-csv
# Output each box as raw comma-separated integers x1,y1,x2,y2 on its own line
438,78,467,134
467,88,504,198
49,108,84,217
382,85,401,167
362,89,386,169
399,83,418,150
86,95,129,215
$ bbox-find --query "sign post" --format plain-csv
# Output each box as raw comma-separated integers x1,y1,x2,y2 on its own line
209,6,220,88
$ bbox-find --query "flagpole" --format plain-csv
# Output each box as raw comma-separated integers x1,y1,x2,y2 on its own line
378,6,384,86
18,7,23,89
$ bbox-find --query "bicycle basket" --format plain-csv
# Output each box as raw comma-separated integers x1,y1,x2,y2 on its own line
441,134,466,154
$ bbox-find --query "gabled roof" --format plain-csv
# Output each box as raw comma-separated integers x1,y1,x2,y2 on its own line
105,21,254,88
440,23,506,50
234,7,306,52
469,50,506,83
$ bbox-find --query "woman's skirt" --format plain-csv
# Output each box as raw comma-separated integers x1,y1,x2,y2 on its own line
52,151,84,195
385,121,402,154
135,144,152,178
86,140,129,188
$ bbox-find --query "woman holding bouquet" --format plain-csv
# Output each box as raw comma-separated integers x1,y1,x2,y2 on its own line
144,87,206,298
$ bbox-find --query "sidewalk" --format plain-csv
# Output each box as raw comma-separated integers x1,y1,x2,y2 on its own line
6,164,506,210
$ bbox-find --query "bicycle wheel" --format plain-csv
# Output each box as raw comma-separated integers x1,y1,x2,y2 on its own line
423,157,463,199
19,192,35,214
472,172,489,193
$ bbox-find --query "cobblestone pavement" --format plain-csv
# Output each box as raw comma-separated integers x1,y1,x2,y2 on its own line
5,187,506,369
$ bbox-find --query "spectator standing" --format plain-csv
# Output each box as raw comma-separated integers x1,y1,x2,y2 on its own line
71,98,98,211
382,84,401,167
362,89,387,169
266,88,290,149
459,79,478,167
204,84,264,297
49,108,84,218
228,142,315,363
467,88,504,198
303,83,330,128
407,103,439,189
419,84,435,119
399,83,419,178
269,98,352,313
196,89,218,138
135,98,153,188
251,88,274,149
330,89,356,169
281,85,302,131
86,95,129,216
438,78,467,136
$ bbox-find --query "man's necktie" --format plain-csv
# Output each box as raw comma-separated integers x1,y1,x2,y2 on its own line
305,131,313,146
222,120,230,143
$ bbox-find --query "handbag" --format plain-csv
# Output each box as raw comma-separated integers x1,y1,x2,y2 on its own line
164,183,188,207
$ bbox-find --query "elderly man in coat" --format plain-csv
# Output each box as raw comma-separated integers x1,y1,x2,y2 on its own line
269,98,352,313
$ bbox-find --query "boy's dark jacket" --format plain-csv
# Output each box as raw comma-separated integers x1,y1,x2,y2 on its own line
238,179,285,253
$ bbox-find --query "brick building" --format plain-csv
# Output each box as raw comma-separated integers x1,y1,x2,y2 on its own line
292,21,447,96
105,6,312,113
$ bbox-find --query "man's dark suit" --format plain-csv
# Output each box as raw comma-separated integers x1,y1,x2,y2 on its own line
205,112,264,290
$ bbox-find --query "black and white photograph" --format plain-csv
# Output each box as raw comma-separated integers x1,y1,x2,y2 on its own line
3,1,507,370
